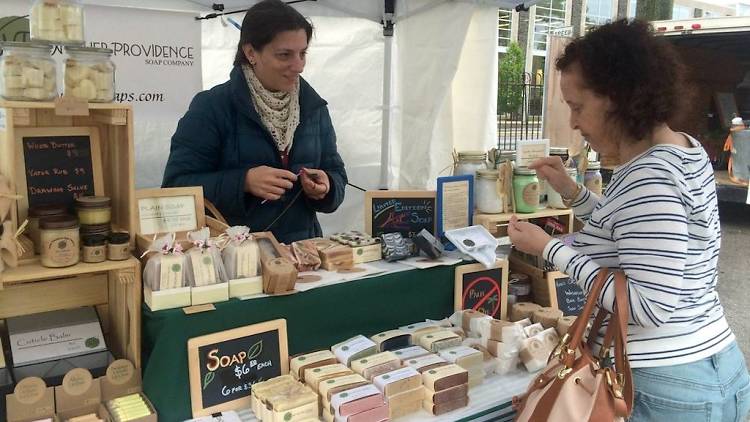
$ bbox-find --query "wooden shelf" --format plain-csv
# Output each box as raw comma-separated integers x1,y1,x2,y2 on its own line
0,257,139,286
474,208,574,236
0,100,130,110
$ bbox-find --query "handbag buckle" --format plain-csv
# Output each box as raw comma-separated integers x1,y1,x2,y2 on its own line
605,369,624,399
552,333,571,359
557,366,573,380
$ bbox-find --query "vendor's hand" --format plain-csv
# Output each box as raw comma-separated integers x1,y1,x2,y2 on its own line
529,156,578,198
300,168,330,200
508,215,553,256
244,166,297,201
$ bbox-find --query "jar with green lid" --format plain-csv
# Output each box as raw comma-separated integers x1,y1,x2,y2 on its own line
584,161,603,196
65,46,115,102
30,0,84,45
108,232,131,261
0,42,57,101
39,215,80,268
28,204,69,254
547,167,578,209
82,234,107,263
475,169,503,214
513,167,540,213
75,195,111,225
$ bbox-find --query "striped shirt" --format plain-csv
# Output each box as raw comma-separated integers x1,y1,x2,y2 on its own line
543,135,733,367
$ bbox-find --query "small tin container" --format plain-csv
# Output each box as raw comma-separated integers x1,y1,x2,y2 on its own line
107,232,130,261
82,234,107,263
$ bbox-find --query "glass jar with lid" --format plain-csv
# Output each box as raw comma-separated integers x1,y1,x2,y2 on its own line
475,169,504,214
75,195,111,226
549,147,569,164
584,161,603,196
28,204,69,254
64,46,115,102
547,167,578,209
39,215,80,268
495,150,516,169
0,42,56,101
30,0,85,45
513,167,540,213
453,151,488,177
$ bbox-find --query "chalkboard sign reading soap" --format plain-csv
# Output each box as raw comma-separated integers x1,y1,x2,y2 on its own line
365,190,436,238
14,127,103,220
454,260,509,320
552,274,585,316
187,319,289,417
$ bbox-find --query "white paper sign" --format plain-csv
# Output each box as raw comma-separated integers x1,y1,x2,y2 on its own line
138,195,198,235
516,139,550,167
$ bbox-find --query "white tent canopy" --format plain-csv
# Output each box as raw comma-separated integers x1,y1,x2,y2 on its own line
4,0,537,234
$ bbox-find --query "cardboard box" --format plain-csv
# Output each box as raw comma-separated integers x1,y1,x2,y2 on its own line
54,368,102,421
228,276,263,298
7,308,107,367
11,350,113,388
0,365,14,422
6,377,55,422
143,285,191,312
100,359,157,422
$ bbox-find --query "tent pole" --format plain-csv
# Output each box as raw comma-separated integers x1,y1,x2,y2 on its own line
379,0,395,190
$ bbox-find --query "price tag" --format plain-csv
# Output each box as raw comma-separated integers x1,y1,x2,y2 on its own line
54,96,89,116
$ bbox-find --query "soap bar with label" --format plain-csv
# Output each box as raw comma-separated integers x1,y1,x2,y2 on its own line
392,346,430,363
318,374,368,402
351,351,400,380
330,384,385,418
421,364,469,392
438,346,484,372
418,330,462,353
304,364,353,394
404,354,448,373
370,330,411,352
422,395,469,415
290,350,338,382
373,366,422,397
424,383,468,405
250,375,297,418
332,335,377,366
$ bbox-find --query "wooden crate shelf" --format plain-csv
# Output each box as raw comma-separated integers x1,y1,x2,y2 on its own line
474,208,574,237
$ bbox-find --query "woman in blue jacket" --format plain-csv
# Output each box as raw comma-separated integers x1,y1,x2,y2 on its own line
163,0,347,243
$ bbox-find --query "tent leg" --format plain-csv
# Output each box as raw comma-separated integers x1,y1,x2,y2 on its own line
379,0,396,190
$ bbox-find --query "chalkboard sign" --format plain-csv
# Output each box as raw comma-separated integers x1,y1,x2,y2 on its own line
553,275,585,316
15,127,103,219
454,261,509,320
365,191,436,238
188,320,289,417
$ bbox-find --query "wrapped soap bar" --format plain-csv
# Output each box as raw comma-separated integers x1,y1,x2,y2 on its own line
412,228,443,259
524,322,545,338
185,227,228,287
438,346,483,373
514,317,532,327
392,345,430,362
304,363,353,395
400,321,442,344
289,239,321,272
350,351,401,380
461,309,486,332
105,392,154,422
423,383,468,405
330,384,385,419
290,350,337,382
404,353,448,374
421,363,469,392
263,381,318,422
332,335,377,366
556,315,577,336
143,233,188,291
479,318,513,342
370,329,411,352
373,367,422,397
221,226,259,279
318,374,368,404
532,307,563,329
519,335,552,373
251,375,297,417
511,302,541,322
418,330,462,353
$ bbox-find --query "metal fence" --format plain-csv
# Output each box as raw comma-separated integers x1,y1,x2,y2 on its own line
497,72,544,150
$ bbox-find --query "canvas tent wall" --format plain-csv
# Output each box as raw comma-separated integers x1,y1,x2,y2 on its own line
1,0,535,234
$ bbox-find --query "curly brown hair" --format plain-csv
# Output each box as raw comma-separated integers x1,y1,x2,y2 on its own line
556,19,689,142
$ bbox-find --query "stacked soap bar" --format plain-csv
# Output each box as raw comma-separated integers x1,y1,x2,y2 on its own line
330,231,381,264
370,329,411,352
438,346,484,387
380,233,411,262
318,374,369,420
251,376,319,422
373,366,424,419
1,56,56,101
30,1,84,43
66,414,103,422
324,384,388,422
105,393,154,422
350,351,401,380
64,60,114,102
392,345,430,363
520,328,559,372
404,353,448,374
332,335,378,366
290,350,338,383
304,363,353,395
311,238,353,271
418,330,462,353
421,364,469,416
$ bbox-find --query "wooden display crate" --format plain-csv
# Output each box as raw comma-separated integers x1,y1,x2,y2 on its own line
474,208,574,237
0,257,142,368
0,100,136,255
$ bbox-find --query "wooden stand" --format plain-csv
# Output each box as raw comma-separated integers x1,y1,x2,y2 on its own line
0,257,142,368
474,208,574,237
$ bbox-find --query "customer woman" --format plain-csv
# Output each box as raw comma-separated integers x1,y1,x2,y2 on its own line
162,0,347,243
508,19,750,422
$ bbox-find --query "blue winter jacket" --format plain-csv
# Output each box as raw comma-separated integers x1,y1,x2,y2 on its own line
162,66,347,243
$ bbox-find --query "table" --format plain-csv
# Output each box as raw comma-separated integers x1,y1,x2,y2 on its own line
142,264,460,422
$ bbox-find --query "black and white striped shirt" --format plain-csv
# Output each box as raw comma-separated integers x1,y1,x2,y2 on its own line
543,135,733,367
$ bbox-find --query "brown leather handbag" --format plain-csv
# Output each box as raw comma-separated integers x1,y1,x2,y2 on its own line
512,269,634,421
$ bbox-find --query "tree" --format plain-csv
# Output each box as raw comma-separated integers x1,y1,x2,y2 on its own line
636,0,674,20
498,42,525,117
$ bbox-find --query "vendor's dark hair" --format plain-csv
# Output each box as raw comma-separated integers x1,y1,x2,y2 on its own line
233,0,313,67
556,19,688,141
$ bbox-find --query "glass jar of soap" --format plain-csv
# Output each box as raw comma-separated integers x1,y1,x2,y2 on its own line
547,167,578,209
64,46,115,102
39,215,80,268
30,0,85,45
475,169,503,214
107,232,130,261
453,151,488,177
584,161,603,196
75,196,111,225
513,167,540,213
82,234,107,263
28,204,69,254
0,42,57,101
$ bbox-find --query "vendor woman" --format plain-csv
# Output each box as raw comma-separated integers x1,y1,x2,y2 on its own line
162,0,347,243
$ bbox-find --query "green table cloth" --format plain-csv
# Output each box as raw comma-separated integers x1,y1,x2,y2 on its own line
142,264,457,422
